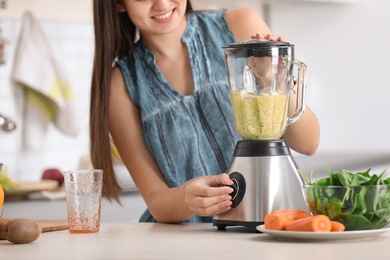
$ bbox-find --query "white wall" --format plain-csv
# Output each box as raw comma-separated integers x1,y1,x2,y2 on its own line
266,0,390,153
0,0,92,21
0,0,389,183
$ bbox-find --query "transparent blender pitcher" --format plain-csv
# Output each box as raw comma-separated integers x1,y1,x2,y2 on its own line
224,40,307,140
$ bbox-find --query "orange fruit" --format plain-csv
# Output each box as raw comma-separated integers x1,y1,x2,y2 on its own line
0,183,4,208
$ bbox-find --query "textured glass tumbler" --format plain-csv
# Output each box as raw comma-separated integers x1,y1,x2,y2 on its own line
64,169,103,233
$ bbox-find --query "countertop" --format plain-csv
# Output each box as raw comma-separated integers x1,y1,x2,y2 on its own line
1,223,390,260
2,191,147,223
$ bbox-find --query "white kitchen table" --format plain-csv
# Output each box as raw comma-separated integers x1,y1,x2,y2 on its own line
1,223,390,260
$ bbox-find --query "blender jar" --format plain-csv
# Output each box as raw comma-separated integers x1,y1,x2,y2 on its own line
224,40,307,140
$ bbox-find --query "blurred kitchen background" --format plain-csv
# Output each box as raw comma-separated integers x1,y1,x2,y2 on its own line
1,0,389,187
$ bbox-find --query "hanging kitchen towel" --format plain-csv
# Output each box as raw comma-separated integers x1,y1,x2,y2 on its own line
12,11,79,149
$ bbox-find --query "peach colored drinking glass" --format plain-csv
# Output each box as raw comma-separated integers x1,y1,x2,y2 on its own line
64,169,103,233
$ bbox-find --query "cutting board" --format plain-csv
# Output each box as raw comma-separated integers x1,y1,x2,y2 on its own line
34,220,69,232
5,180,59,201
0,219,69,233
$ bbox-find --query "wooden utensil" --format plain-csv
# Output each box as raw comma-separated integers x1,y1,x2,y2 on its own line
35,220,69,232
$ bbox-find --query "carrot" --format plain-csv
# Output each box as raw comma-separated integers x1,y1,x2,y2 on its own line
285,215,332,232
264,209,311,230
296,212,312,220
264,213,290,230
330,221,345,232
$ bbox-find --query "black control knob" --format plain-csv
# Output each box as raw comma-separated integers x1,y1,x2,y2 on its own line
228,172,246,208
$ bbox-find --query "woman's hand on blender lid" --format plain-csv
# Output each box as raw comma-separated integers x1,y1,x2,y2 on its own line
251,32,290,43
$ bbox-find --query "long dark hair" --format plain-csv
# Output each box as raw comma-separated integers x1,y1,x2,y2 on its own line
90,0,194,202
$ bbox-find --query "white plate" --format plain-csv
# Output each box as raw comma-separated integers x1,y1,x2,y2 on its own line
256,225,390,241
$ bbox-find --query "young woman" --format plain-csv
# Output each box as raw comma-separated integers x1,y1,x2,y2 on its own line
89,0,320,223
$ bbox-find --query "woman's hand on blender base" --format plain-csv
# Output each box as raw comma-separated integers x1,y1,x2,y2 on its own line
184,174,234,216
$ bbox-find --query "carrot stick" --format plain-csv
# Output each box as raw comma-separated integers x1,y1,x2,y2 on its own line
264,209,311,230
264,213,291,230
330,221,345,232
274,209,310,216
296,212,312,220
285,215,332,232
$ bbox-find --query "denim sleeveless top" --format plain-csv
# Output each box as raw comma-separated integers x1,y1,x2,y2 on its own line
117,9,241,223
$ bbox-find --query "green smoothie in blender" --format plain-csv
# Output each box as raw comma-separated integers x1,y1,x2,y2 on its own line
230,89,288,140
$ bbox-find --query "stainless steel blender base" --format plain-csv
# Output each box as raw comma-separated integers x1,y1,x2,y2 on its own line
213,140,308,231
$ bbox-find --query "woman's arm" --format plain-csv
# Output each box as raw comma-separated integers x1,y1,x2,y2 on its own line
282,106,320,155
225,8,272,42
108,67,234,223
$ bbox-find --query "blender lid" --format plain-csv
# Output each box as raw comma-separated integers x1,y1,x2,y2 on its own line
224,39,293,57
226,39,292,48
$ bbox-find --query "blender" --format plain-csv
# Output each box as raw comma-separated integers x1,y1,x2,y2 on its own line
213,39,309,230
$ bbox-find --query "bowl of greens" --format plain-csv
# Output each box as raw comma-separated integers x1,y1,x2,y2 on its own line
300,168,390,231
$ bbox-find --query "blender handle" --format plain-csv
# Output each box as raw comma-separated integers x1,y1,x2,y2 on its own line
288,60,307,125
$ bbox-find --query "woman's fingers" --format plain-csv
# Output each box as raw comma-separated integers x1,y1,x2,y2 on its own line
185,185,233,206
251,32,266,40
193,187,233,205
184,175,234,216
251,33,290,43
187,193,233,216
206,173,234,187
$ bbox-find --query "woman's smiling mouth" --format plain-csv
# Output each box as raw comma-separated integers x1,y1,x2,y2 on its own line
153,9,174,20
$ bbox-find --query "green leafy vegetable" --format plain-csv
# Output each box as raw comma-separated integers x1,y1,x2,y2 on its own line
300,168,390,230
